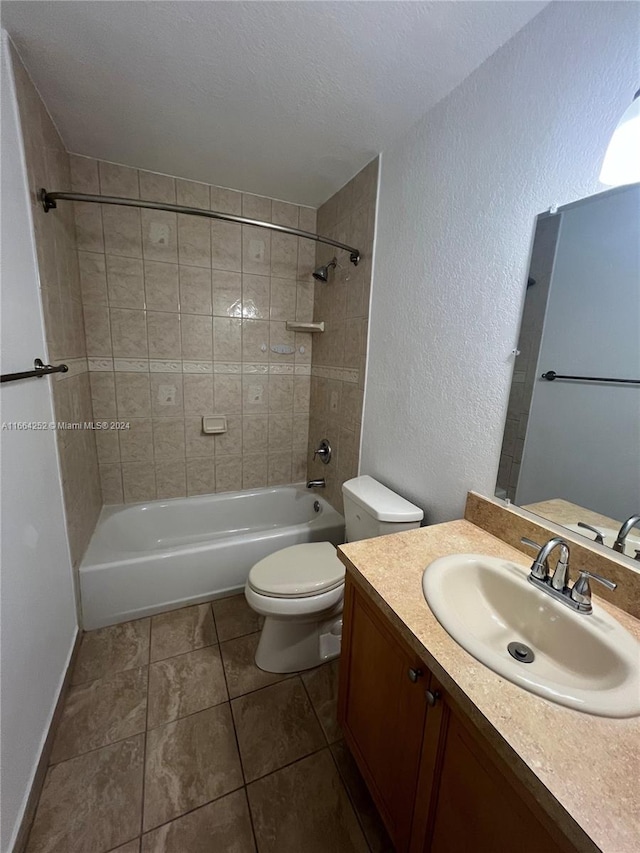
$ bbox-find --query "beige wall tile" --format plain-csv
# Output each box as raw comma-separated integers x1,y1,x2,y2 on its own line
294,332,312,365
293,415,310,450
269,375,294,414
75,202,104,253
213,317,242,362
212,270,242,317
298,207,317,233
103,206,142,258
215,375,242,414
153,418,186,459
242,194,271,221
272,201,299,228
84,304,112,356
122,461,156,503
99,161,139,197
142,210,178,264
100,463,123,504
139,170,176,204
176,179,209,210
242,275,270,320
242,415,268,454
183,375,214,415
214,416,242,456
210,186,242,216
242,375,269,415
147,311,181,359
186,458,216,496
78,251,108,304
178,215,211,268
119,418,154,462
270,278,296,321
95,429,121,464
185,417,215,458
115,373,152,419
144,261,180,312
106,256,144,308
297,239,316,282
151,373,184,416
242,454,267,489
180,266,212,315
293,376,310,414
271,233,298,280
215,456,242,493
110,308,148,358
269,322,295,361
155,460,187,499
90,372,117,418
268,414,293,453
242,226,270,276
181,314,213,361
70,155,99,192
268,452,292,486
241,319,269,362
292,450,308,482
211,221,242,272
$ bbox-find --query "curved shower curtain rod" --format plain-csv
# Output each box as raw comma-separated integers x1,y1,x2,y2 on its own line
40,189,361,265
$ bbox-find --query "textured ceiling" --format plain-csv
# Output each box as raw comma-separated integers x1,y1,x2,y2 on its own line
2,1,547,206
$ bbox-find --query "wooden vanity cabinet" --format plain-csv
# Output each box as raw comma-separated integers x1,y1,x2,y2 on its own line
338,577,577,853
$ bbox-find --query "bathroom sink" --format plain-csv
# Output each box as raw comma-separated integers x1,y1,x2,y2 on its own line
563,523,640,558
422,554,640,717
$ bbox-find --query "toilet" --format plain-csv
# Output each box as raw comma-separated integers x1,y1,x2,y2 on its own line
244,475,424,673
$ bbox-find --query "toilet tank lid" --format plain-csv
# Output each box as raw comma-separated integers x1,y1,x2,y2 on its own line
342,476,424,522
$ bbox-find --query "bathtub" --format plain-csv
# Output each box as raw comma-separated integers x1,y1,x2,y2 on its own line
80,485,345,629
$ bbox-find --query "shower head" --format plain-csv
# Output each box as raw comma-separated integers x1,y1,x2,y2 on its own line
312,258,337,282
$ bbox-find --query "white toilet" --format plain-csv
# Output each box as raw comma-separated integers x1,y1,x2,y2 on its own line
244,475,424,673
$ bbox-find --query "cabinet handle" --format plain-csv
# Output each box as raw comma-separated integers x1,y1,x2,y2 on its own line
408,667,423,682
425,689,441,707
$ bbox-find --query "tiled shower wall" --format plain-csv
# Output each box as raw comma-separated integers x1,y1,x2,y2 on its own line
307,159,378,512
71,156,316,502
11,46,101,576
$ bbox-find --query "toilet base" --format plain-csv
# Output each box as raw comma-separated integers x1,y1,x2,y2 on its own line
254,608,343,673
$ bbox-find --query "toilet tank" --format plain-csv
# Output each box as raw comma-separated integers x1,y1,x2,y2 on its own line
342,476,424,542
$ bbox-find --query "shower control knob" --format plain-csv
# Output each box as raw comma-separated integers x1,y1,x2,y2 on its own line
425,689,441,707
407,667,423,683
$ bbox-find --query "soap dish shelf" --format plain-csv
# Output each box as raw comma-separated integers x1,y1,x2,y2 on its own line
285,321,325,334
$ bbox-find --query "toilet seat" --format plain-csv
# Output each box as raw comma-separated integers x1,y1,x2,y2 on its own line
247,542,345,599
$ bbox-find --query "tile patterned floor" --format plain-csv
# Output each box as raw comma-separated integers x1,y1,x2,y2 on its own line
26,596,393,853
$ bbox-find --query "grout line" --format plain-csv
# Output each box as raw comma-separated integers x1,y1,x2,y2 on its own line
327,743,375,853
139,614,152,836
140,781,247,839
299,670,330,746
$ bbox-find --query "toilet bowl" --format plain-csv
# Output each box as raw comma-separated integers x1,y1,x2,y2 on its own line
245,475,424,673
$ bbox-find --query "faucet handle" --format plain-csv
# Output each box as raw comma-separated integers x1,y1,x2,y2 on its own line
520,537,548,580
570,570,617,611
577,522,605,545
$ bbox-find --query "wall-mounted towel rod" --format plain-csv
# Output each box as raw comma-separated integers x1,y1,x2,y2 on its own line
541,370,640,385
40,189,361,266
1,358,68,384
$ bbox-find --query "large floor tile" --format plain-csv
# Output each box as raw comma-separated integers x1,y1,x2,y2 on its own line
26,735,144,853
140,789,255,852
331,740,394,853
72,619,150,685
147,646,228,728
220,632,292,699
247,749,368,853
232,678,325,782
143,703,243,830
212,594,263,642
301,660,341,743
51,667,147,763
150,604,217,662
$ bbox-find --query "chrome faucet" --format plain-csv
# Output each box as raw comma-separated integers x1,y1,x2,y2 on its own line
306,478,326,488
613,515,640,557
520,536,616,614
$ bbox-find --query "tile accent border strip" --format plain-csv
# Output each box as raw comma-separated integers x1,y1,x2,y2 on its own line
87,359,313,376
311,365,359,384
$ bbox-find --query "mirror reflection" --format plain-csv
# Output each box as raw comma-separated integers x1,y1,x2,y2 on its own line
497,183,640,560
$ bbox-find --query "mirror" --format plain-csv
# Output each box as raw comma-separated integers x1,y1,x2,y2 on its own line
496,183,640,561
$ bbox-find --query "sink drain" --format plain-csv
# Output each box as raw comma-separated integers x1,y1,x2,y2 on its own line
507,641,535,663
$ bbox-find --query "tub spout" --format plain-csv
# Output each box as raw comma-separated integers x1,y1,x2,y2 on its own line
307,478,326,488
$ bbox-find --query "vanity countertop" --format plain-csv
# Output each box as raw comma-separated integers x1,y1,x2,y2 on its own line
338,519,640,853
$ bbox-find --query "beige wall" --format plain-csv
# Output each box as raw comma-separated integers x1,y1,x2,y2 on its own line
307,159,378,512
11,49,101,575
71,156,316,502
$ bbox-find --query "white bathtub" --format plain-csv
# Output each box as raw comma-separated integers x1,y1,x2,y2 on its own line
80,485,345,629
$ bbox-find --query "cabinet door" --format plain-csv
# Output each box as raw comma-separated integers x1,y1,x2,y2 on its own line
338,577,429,852
412,687,577,853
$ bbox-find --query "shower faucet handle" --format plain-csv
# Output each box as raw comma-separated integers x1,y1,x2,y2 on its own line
313,439,332,464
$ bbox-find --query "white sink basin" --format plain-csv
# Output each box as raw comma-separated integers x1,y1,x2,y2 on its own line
422,554,640,718
563,523,640,558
